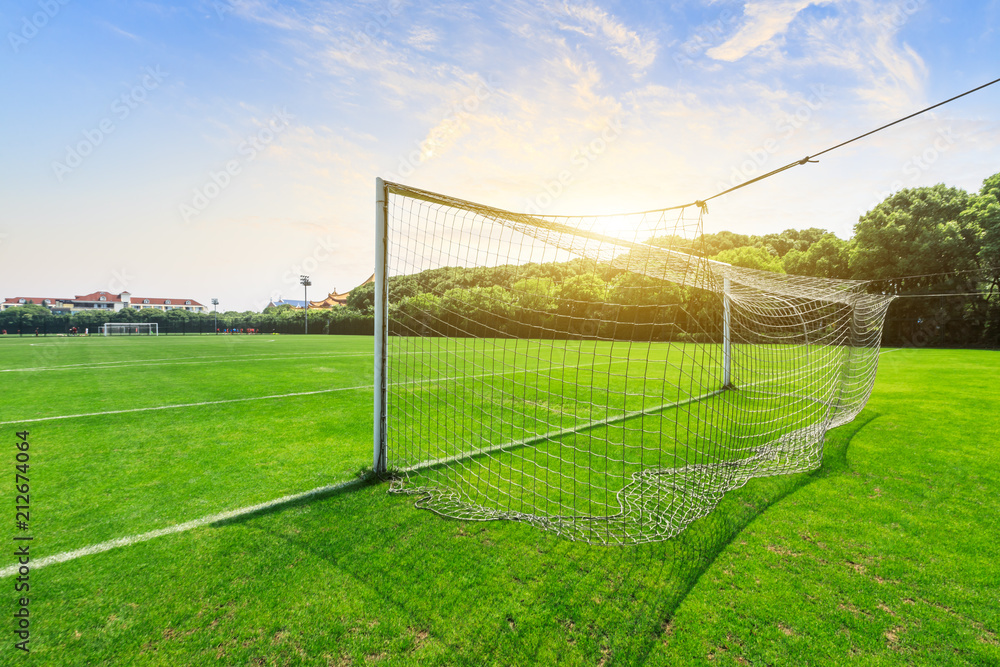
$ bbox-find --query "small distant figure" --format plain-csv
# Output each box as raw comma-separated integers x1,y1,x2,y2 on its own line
34,328,39,337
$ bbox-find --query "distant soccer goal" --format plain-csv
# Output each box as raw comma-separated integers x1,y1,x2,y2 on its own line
374,178,895,544
100,323,158,336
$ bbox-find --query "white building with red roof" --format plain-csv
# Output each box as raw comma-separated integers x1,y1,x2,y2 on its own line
1,291,208,314
0,296,75,314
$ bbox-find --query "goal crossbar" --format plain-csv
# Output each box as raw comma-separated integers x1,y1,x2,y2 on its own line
375,179,894,544
101,323,158,336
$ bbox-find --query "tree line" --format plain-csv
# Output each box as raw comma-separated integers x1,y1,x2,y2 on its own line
3,173,997,347
0,301,371,336
349,174,998,348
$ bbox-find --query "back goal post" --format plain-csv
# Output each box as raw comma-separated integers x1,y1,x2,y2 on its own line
100,322,159,336
374,178,894,544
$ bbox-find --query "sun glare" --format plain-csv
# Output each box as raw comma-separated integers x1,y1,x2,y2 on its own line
589,213,638,240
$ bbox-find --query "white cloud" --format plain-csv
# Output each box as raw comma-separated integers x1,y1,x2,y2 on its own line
695,1,926,116
100,21,142,42
224,0,326,32
407,26,440,51
549,0,659,71
202,0,947,241
707,1,828,62
796,1,928,114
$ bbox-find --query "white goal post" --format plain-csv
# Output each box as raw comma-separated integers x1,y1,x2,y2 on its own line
100,322,159,336
374,178,894,544
374,177,389,475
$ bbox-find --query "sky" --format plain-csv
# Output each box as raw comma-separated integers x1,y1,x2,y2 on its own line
1,0,998,312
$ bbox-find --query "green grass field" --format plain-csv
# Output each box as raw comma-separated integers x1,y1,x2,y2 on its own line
385,336,876,544
1,334,998,665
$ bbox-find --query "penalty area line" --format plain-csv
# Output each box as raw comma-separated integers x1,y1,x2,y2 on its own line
0,386,371,425
0,478,366,580
0,357,679,574
5,359,615,425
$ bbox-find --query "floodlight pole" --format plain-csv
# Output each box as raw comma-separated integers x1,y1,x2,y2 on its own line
373,177,388,475
211,298,219,334
300,275,311,335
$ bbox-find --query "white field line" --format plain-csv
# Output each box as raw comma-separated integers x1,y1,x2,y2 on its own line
0,358,617,425
1,352,375,373
15,350,314,367
0,357,623,575
0,386,372,425
878,347,903,355
404,387,727,472
4,343,530,373
0,478,365,580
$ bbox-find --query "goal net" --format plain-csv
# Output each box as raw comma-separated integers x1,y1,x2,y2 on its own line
374,180,894,544
101,323,158,336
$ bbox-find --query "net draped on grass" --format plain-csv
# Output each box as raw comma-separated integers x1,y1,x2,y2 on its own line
378,181,895,544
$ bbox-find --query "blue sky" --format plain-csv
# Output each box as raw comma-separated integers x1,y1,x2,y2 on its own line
2,0,998,311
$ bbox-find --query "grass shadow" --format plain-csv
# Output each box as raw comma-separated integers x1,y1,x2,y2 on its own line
206,411,880,665
628,409,882,660
207,469,377,529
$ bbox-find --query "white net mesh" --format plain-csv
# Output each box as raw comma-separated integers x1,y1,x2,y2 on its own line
380,182,894,544
101,323,158,336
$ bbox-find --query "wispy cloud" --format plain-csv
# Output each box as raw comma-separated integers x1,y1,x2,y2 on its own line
100,21,143,42
185,0,935,217
407,26,440,51
699,1,926,115
221,0,643,177
707,1,826,62
797,1,928,113
549,0,659,71
224,0,328,32
7,0,997,313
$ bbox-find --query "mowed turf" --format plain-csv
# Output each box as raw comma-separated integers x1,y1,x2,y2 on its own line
1,335,375,560
1,337,998,665
387,337,870,536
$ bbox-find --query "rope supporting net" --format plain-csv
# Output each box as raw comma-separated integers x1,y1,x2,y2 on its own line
379,182,894,544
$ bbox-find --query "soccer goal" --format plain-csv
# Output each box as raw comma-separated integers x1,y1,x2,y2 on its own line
101,322,158,336
374,178,894,544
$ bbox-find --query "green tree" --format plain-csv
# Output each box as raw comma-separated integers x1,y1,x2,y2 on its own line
165,308,194,333
345,282,376,312
443,286,513,320
392,292,443,335
851,185,978,346
711,246,785,273
960,172,1000,282
111,306,138,323
850,184,975,281
959,172,1000,345
645,234,696,255
0,304,52,334
782,234,851,279
695,231,752,257
511,277,556,317
556,273,607,316
607,273,683,308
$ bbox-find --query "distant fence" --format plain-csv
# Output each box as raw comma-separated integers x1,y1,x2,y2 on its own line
1,295,996,348
0,312,374,337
